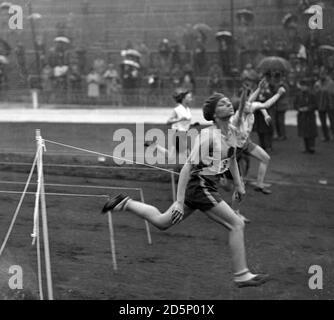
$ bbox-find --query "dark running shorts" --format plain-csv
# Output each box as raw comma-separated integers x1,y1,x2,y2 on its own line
184,174,223,212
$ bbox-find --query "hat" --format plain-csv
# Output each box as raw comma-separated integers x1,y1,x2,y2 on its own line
202,92,225,121
173,88,190,103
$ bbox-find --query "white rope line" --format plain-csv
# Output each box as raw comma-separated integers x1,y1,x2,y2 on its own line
0,149,39,257
0,180,142,191
0,161,168,172
43,138,180,175
0,190,110,198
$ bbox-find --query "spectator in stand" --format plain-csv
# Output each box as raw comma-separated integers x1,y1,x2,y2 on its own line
170,64,183,89
0,64,8,92
36,35,47,66
147,67,161,92
93,57,106,94
274,39,287,59
54,65,69,97
269,72,290,141
314,66,334,142
253,80,275,151
48,46,58,67
86,68,101,102
170,41,182,70
138,42,150,73
41,64,54,103
104,63,121,105
294,78,317,153
241,63,257,83
208,62,223,94
120,61,140,106
193,38,207,76
158,38,171,75
305,30,320,68
68,64,83,101
180,65,196,93
14,42,27,78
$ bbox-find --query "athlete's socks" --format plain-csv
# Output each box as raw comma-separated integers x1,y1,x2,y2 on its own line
234,269,257,282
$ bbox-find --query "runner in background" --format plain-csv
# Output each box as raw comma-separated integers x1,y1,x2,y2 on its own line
144,88,193,164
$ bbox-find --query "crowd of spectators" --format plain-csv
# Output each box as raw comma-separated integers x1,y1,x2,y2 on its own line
0,0,333,112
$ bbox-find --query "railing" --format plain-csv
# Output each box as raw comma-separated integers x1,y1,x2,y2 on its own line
0,84,241,108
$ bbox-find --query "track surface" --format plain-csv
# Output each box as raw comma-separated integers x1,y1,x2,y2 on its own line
0,122,333,300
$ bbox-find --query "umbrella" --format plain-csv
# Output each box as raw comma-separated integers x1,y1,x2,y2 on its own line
122,59,140,69
193,23,212,43
54,36,70,44
215,31,232,40
257,56,291,73
0,2,11,9
304,6,316,15
318,45,334,53
282,13,298,27
121,49,141,58
0,55,8,64
193,23,212,33
236,9,254,21
28,13,42,20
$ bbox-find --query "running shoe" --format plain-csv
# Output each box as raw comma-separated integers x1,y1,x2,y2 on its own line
254,186,272,195
249,181,272,188
234,273,270,288
101,194,130,214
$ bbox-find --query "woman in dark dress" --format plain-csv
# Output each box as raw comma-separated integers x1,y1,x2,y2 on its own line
253,81,274,151
294,78,317,153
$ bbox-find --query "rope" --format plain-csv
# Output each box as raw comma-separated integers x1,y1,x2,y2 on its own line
0,180,142,191
0,161,167,172
0,149,39,257
0,190,110,198
43,138,180,176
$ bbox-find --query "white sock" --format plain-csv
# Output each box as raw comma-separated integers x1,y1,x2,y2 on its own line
234,269,257,282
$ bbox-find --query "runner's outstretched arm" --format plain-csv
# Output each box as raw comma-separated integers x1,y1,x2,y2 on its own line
247,78,266,103
251,87,286,112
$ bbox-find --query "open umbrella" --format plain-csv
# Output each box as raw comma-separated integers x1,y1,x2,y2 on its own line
257,56,291,73
282,13,298,28
215,31,232,41
0,2,11,9
54,36,70,44
193,23,212,42
0,55,9,64
28,13,42,20
236,9,254,22
121,49,141,58
122,59,140,69
193,23,212,34
318,45,334,53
